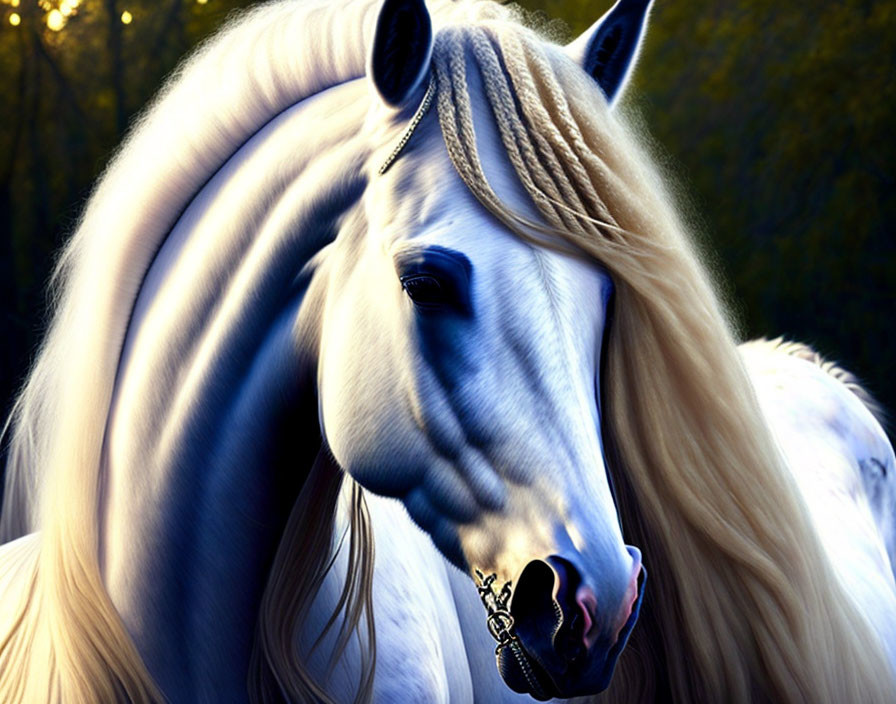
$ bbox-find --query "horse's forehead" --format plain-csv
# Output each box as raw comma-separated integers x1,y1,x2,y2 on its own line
367,148,609,327
369,75,542,246
370,131,484,236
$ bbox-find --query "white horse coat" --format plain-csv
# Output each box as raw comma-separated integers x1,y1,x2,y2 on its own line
740,340,896,674
1,0,894,702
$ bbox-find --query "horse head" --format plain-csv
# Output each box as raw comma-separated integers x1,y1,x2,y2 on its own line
317,0,653,697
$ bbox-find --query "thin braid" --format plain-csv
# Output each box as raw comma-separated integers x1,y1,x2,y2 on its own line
494,32,653,254
436,24,667,275
434,32,506,219
467,28,579,231
496,28,613,234
434,30,477,182
503,39,702,291
433,30,582,252
520,42,623,188
497,28,681,264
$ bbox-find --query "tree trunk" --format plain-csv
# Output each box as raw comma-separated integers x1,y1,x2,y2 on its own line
105,0,127,135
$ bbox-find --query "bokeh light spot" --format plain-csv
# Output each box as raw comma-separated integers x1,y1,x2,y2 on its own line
46,9,65,31
121,10,132,24
9,12,20,26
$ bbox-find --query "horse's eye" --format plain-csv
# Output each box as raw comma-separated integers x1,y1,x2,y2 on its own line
401,275,448,307
395,246,473,316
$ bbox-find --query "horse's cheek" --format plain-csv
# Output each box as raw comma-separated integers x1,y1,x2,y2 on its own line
317,300,427,495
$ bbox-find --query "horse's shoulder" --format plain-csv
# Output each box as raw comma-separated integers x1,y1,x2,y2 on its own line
739,337,893,515
740,337,889,451
740,338,896,671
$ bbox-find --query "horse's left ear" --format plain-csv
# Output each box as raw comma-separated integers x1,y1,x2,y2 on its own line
564,0,653,107
369,0,433,107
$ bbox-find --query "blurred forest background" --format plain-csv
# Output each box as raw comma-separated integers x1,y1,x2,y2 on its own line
0,0,893,423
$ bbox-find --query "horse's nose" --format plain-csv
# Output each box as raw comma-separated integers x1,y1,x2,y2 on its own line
510,555,591,665
496,549,644,699
498,549,645,699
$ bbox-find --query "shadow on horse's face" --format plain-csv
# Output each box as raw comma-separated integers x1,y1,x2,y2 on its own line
316,61,642,702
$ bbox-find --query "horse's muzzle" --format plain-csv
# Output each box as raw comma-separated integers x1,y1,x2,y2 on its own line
496,547,645,700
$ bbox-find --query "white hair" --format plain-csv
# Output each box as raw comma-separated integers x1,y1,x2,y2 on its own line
0,2,384,700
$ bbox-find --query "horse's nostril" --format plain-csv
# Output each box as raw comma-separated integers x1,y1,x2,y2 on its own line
575,585,597,646
510,557,587,663
509,559,559,647
546,557,588,658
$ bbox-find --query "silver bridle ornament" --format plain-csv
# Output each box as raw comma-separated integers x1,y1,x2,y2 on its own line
475,569,550,700
378,74,437,175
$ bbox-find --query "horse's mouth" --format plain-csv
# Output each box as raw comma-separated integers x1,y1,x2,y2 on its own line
488,557,647,700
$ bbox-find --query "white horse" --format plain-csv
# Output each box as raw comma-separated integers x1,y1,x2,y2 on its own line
0,0,894,702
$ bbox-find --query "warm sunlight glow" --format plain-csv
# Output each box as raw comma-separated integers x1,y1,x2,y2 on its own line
10,0,20,8
121,10,132,24
60,0,73,16
8,12,20,26
197,0,208,4
46,9,65,31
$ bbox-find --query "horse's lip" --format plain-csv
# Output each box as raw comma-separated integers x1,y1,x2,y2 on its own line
608,552,643,644
503,642,562,701
594,560,647,691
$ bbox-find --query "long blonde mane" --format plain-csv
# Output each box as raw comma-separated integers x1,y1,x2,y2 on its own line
0,1,385,701
3,1,893,702
429,16,896,704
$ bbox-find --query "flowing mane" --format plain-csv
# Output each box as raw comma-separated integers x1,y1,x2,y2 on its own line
0,0,385,541
428,17,895,704
0,1,386,700
2,1,893,702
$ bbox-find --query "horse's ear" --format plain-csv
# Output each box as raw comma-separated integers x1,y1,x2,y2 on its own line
369,0,433,107
564,0,653,106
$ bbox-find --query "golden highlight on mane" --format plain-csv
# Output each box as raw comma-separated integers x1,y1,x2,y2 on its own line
430,20,896,704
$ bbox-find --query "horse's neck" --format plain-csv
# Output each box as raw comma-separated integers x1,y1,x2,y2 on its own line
740,342,896,672
304,487,535,703
99,80,369,697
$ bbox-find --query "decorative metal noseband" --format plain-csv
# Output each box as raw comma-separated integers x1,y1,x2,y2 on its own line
475,569,515,644
475,569,550,700
378,75,437,175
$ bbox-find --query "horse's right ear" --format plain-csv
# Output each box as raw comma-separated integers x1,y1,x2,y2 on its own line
369,0,433,107
564,0,653,107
